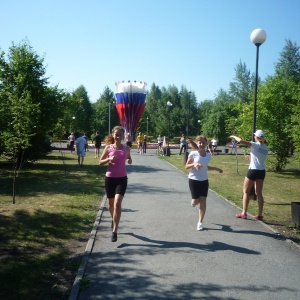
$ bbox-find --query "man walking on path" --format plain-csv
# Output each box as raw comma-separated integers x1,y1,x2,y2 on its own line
75,133,87,167
92,131,102,158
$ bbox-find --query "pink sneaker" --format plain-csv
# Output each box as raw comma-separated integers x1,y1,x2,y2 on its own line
236,213,247,219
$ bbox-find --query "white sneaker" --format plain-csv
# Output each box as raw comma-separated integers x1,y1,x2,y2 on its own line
197,222,203,231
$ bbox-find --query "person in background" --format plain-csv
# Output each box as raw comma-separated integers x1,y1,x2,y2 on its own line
230,138,237,154
211,137,218,155
126,133,132,148
92,131,102,158
157,135,163,153
99,126,132,242
76,133,87,167
68,132,75,153
142,135,147,153
136,132,144,154
185,136,223,231
179,134,187,155
83,133,88,152
230,130,268,220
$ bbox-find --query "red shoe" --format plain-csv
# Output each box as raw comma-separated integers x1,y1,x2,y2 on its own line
236,213,247,219
253,215,263,220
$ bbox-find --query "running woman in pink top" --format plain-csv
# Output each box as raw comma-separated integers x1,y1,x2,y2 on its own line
99,126,132,242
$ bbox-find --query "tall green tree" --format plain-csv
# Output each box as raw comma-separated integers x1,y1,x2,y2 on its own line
291,85,300,152
0,41,65,202
144,83,162,137
92,86,118,138
145,84,199,140
229,61,253,103
258,75,297,171
199,89,235,143
257,39,300,170
68,85,93,136
275,39,300,83
0,41,64,159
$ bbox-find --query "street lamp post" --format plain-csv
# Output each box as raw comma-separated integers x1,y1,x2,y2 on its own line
249,28,266,199
167,101,173,156
250,28,267,141
108,101,116,135
72,116,76,133
184,91,191,163
147,117,149,137
108,102,111,135
187,91,191,139
198,120,201,133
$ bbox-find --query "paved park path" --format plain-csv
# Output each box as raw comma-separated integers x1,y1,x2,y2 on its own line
71,149,300,300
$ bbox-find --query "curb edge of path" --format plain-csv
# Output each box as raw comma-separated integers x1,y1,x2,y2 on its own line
68,194,107,300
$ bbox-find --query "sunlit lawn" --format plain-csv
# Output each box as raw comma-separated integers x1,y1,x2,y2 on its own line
0,151,106,299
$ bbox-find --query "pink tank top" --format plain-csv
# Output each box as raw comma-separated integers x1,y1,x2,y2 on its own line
106,144,127,178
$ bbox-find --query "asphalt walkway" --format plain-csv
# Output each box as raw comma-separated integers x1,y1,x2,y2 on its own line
70,149,300,300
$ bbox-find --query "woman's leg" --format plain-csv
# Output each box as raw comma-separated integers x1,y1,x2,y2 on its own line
242,177,254,214
191,198,200,207
112,194,124,233
255,179,264,216
107,198,114,218
198,197,207,223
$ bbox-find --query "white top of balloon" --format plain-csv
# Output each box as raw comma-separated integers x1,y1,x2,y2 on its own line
115,80,147,94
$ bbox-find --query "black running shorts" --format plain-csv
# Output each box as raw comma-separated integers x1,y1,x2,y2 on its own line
105,176,128,198
246,169,266,181
189,179,209,199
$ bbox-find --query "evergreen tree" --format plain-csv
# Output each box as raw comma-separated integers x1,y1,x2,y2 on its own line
70,85,93,136
92,86,117,137
275,39,300,83
229,61,253,103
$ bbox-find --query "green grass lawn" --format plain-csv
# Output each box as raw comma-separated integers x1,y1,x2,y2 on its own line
0,151,106,299
160,152,300,244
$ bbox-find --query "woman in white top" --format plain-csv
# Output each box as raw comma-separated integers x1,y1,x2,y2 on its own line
185,135,223,231
230,129,268,220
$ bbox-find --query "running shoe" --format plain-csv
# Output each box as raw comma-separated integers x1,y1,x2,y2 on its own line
235,213,247,219
111,232,117,242
197,222,203,231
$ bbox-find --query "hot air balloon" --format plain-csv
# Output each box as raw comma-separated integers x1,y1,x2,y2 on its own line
115,81,147,140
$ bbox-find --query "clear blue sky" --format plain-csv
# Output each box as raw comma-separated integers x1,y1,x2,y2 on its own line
1,0,300,103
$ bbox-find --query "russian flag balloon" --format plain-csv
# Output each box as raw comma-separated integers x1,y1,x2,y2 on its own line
115,81,147,140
